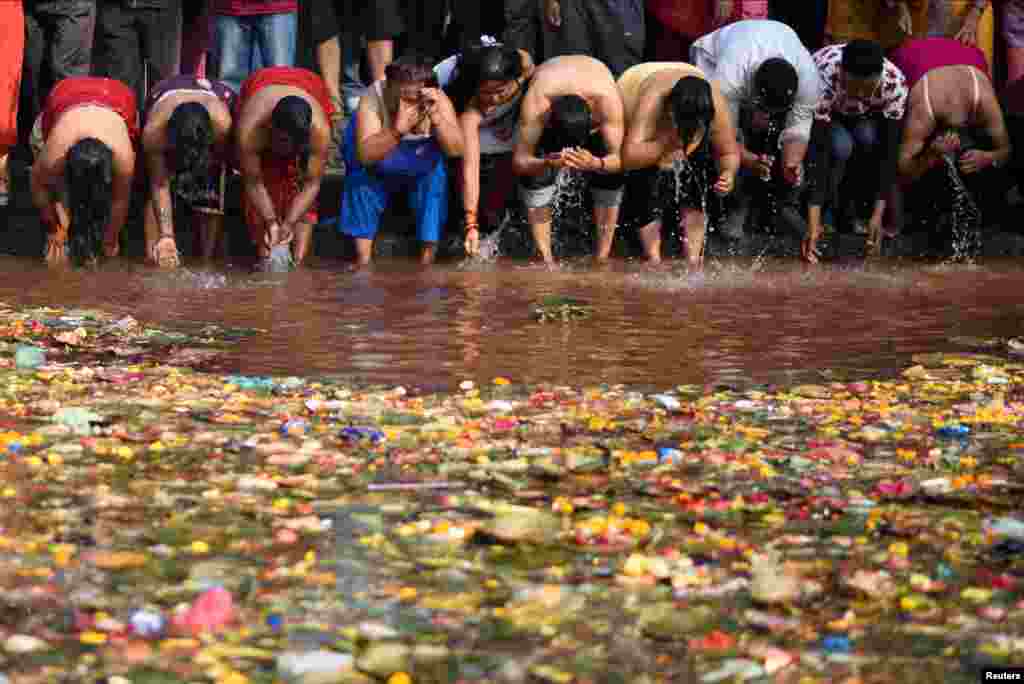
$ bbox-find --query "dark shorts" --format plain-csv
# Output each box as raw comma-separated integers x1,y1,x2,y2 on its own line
363,0,404,41
518,128,625,209
307,0,362,46
621,144,717,229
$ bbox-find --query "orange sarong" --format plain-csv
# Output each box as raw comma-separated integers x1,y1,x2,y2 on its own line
0,0,23,150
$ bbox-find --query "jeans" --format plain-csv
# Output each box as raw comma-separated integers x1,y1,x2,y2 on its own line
212,12,297,94
828,117,879,214
94,1,181,106
23,0,96,129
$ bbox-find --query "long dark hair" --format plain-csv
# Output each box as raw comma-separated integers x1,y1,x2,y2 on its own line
167,102,214,204
668,76,715,149
64,138,113,265
270,95,313,177
446,43,523,113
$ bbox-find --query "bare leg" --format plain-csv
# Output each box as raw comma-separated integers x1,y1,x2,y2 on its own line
419,242,437,265
593,204,620,262
354,237,374,265
317,37,343,109
366,39,393,82
527,206,555,264
143,196,161,264
639,220,662,263
681,207,706,269
291,220,314,265
197,212,223,259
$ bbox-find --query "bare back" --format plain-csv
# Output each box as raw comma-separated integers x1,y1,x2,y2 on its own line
36,107,135,192
900,64,1010,176
237,84,331,167
623,67,737,170
142,90,233,160
521,56,621,128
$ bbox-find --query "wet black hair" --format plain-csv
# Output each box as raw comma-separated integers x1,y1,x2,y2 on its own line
753,57,798,113
667,76,715,148
167,102,214,204
842,39,885,79
547,95,592,151
270,95,312,177
447,43,523,113
64,138,113,265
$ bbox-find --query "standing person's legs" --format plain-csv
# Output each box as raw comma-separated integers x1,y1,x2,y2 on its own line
581,0,645,78
139,3,182,90
21,10,46,144
503,0,539,60
341,32,365,114
212,13,253,94
94,3,141,95
400,0,446,61
256,11,297,68
46,0,96,82
364,0,402,81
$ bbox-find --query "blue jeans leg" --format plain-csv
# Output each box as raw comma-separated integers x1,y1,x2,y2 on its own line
410,160,449,245
255,11,296,68
213,14,252,93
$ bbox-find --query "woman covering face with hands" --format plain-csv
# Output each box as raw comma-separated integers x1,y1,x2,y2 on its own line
339,55,464,266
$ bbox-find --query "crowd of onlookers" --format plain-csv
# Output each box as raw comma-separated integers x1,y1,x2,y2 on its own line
4,0,1024,268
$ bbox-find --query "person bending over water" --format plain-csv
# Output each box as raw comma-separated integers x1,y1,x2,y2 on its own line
512,55,625,265
891,37,1011,247
142,76,237,268
340,55,464,266
803,40,908,262
439,40,534,257
691,19,823,240
29,77,138,267
236,67,334,270
619,63,740,266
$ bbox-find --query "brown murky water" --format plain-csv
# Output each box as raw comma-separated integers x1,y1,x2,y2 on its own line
0,254,1022,389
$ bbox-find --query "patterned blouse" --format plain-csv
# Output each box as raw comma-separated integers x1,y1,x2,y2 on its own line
812,43,909,122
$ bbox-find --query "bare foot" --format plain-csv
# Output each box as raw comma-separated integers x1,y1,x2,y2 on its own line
152,236,180,268
44,236,68,267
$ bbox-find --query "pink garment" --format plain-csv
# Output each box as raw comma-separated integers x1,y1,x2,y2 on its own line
211,0,297,16
646,0,767,37
889,37,989,91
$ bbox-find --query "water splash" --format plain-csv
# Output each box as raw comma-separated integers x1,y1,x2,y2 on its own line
942,154,982,263
670,156,711,262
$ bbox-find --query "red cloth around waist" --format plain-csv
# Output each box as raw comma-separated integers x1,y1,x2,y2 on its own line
42,77,139,142
237,67,335,120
